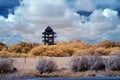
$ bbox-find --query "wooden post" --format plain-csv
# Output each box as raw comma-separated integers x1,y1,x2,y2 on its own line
24,56,26,63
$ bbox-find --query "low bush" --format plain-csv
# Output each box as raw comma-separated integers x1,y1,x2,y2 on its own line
70,51,120,72
109,52,120,71
70,52,106,72
0,42,6,51
90,52,105,70
70,57,80,72
70,55,90,72
0,40,120,57
36,57,57,74
8,42,40,53
0,58,16,73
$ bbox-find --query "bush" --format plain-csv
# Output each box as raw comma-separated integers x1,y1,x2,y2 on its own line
70,52,106,72
0,51,8,58
30,45,48,56
0,40,120,57
70,55,90,72
99,40,120,48
69,57,80,72
108,53,120,71
90,52,105,70
0,58,16,73
8,42,40,53
0,42,6,51
36,57,57,74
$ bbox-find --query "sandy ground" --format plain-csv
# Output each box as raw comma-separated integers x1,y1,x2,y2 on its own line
0,57,72,79
0,56,115,70
0,57,120,80
11,57,71,69
0,57,72,78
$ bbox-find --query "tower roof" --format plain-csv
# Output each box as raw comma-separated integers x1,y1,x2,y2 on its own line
42,26,56,34
45,26,53,32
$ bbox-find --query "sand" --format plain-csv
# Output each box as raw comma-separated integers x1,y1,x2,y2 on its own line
11,57,71,69
0,56,120,79
0,57,72,78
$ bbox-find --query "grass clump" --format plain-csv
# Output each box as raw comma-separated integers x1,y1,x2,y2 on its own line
36,57,57,74
70,55,90,72
70,52,106,72
0,58,17,73
90,52,105,70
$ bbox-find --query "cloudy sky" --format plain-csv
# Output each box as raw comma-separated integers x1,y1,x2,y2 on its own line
0,0,120,44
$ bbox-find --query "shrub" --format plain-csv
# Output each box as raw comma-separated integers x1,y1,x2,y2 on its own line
0,51,26,58
0,42,6,51
0,40,120,57
30,45,48,56
69,52,106,72
103,51,120,71
0,51,8,58
69,57,80,72
96,47,111,55
36,57,57,74
108,53,120,71
99,40,120,48
70,55,90,72
69,52,120,72
8,42,40,53
90,52,105,70
0,58,16,73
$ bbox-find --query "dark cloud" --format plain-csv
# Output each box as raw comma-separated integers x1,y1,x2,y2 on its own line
77,11,92,16
0,0,20,18
94,0,120,10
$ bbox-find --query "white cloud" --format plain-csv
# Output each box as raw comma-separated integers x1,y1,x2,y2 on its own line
81,9,120,40
0,0,120,44
102,9,118,18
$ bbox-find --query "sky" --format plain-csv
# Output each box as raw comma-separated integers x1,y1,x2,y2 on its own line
0,0,120,44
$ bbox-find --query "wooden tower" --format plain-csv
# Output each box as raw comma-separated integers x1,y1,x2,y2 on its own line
42,26,56,45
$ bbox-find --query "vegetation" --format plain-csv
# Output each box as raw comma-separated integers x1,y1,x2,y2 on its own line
0,40,119,78
0,40,120,57
0,58,16,73
70,56,90,72
0,42,6,51
36,57,57,74
0,56,119,77
30,40,120,57
90,52,105,70
69,52,120,72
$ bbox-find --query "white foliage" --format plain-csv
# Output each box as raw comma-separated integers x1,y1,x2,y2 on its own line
0,58,16,73
36,57,57,74
70,56,90,72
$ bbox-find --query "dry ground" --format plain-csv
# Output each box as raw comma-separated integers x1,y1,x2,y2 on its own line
0,57,120,78
0,57,72,78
